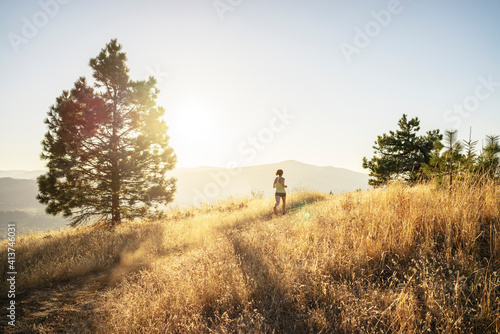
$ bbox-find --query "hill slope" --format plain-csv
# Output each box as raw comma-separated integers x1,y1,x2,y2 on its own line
1,180,499,333
0,161,368,233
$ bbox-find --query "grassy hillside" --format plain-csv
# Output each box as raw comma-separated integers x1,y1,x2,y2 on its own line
0,161,367,235
1,180,499,333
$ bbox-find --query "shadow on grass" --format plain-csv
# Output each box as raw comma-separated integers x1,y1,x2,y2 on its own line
287,195,323,213
1,271,107,334
227,234,311,333
248,193,326,225
0,223,201,333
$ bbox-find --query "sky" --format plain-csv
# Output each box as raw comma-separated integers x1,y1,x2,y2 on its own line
1,0,500,173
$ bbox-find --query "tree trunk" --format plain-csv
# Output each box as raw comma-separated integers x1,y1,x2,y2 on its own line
110,94,121,226
111,176,121,225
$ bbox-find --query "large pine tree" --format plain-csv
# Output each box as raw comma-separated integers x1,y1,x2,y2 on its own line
37,39,176,227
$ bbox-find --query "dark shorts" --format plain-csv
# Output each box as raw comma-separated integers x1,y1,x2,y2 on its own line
275,193,286,197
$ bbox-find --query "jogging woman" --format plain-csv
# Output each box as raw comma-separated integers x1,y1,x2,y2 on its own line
273,169,287,215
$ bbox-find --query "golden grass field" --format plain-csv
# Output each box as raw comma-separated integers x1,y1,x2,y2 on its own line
1,179,499,333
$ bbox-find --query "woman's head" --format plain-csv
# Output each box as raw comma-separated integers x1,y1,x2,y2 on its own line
275,169,283,176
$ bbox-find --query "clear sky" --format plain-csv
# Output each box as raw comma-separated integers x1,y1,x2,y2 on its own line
1,0,499,173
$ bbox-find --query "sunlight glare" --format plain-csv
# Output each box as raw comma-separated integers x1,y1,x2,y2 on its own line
169,99,220,167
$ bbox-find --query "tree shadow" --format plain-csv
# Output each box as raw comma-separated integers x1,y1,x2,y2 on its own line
227,234,311,333
287,196,320,213
0,270,108,333
0,223,201,333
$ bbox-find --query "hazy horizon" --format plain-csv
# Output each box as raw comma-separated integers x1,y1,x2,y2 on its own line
0,159,370,174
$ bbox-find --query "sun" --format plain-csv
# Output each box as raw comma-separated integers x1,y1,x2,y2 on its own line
168,99,220,166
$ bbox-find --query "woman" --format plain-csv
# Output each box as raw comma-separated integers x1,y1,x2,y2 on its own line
273,169,287,215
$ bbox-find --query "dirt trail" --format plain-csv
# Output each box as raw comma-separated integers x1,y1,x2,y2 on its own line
2,271,112,333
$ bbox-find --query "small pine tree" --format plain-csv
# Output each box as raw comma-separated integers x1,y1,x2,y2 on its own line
424,129,500,186
362,114,442,187
442,130,463,188
422,139,445,185
478,135,500,178
462,127,478,174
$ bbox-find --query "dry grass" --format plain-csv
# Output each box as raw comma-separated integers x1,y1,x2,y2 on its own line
1,180,499,333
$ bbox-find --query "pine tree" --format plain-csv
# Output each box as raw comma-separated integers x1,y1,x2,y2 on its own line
37,40,176,227
442,130,463,188
423,130,464,187
422,138,445,185
462,127,478,173
362,114,441,187
478,135,500,178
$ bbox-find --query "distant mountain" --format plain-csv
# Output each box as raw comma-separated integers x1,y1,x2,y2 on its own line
167,160,370,206
0,170,45,179
0,161,369,232
0,177,69,234
0,177,42,210
0,211,68,235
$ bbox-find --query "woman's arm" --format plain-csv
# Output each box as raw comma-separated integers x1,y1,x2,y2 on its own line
273,177,277,188
280,177,287,188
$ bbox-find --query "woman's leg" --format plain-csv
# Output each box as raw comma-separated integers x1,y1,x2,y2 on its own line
282,196,286,214
274,195,280,215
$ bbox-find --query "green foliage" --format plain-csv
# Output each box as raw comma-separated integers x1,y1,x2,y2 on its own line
423,130,463,188
362,114,442,187
462,128,479,172
423,129,500,187
422,139,445,185
37,39,177,227
478,135,500,177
